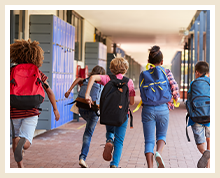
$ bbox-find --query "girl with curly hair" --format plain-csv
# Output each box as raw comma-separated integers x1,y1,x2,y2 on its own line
10,39,60,168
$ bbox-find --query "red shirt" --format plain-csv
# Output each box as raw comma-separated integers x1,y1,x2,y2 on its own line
10,68,48,119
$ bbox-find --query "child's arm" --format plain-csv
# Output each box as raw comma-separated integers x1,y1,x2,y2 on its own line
129,96,135,105
166,69,180,102
43,81,60,121
85,75,101,107
65,77,84,98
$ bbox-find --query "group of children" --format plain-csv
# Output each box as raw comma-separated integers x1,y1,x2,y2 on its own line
10,39,210,169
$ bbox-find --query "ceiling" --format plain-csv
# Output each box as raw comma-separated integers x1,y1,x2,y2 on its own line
75,10,197,67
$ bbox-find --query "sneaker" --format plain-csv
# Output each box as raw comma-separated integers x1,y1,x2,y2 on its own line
110,165,117,168
197,150,210,168
79,159,88,168
103,140,114,161
155,152,165,168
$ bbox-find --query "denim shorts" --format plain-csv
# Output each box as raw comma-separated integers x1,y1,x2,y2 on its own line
191,123,210,145
11,116,38,144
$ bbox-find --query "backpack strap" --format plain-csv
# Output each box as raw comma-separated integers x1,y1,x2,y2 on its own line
129,108,133,128
201,73,206,77
108,75,117,80
186,113,190,142
122,76,129,85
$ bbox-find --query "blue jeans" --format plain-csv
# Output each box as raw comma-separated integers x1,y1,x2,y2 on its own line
79,108,99,161
105,115,128,167
142,104,169,154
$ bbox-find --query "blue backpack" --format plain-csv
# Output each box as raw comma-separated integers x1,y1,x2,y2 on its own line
139,64,172,106
67,78,103,115
78,78,103,105
186,75,210,124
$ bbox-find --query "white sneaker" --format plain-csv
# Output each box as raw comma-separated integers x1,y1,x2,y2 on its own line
79,159,88,168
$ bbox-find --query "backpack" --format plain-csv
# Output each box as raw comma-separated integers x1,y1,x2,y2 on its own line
68,78,103,115
185,75,210,142
139,64,172,106
10,63,46,110
99,75,133,127
186,75,210,124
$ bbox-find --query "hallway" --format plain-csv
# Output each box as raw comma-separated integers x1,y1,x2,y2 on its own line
10,91,202,169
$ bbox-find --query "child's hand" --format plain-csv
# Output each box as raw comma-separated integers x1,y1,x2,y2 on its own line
85,93,93,108
54,109,60,121
65,91,70,98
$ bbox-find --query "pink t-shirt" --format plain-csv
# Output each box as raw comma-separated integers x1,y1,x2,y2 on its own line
100,74,135,97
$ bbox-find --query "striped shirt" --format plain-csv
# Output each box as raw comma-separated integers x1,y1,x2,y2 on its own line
165,69,180,110
10,68,48,119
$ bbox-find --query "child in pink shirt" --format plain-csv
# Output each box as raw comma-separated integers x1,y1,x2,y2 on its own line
85,57,135,168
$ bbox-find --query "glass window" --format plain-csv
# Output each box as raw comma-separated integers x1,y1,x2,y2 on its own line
72,11,83,61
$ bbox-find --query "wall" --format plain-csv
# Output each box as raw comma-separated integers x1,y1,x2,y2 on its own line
106,37,113,53
22,10,58,40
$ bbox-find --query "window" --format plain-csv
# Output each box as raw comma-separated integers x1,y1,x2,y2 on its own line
71,11,83,61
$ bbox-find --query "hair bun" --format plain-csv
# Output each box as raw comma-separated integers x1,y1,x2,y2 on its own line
149,45,160,58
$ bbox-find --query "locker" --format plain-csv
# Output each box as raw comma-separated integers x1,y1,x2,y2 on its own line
85,42,107,72
30,14,75,130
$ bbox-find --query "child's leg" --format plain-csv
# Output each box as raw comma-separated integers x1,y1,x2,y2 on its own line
145,152,154,168
155,109,169,154
206,126,210,168
12,116,38,168
191,123,210,168
155,107,169,168
156,140,166,155
78,110,99,161
206,137,210,168
142,105,156,168
103,125,115,162
110,117,128,167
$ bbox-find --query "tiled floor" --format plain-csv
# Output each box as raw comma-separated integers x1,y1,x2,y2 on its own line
10,91,202,168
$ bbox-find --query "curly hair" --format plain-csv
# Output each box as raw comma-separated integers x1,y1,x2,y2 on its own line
148,45,163,64
10,38,44,67
110,57,129,75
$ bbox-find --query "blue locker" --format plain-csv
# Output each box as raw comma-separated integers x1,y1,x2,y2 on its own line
61,74,64,101
52,73,56,94
52,45,56,72
30,14,76,130
53,16,57,44
71,26,75,50
62,21,66,47
62,47,65,73
69,25,73,49
68,24,71,48
57,18,61,46
66,23,69,48
69,75,73,98
69,51,72,73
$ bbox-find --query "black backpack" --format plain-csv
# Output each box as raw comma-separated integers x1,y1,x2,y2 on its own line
100,75,133,127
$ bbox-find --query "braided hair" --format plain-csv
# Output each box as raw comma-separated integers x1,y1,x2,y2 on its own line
10,38,44,67
148,45,163,64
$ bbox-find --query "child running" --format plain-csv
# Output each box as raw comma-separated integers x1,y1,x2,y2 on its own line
10,39,60,168
85,57,135,168
139,45,179,168
187,61,210,168
65,65,105,168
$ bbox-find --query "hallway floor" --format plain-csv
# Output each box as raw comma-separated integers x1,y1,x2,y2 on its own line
10,92,203,169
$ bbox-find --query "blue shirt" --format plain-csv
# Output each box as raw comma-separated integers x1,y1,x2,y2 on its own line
187,77,210,127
